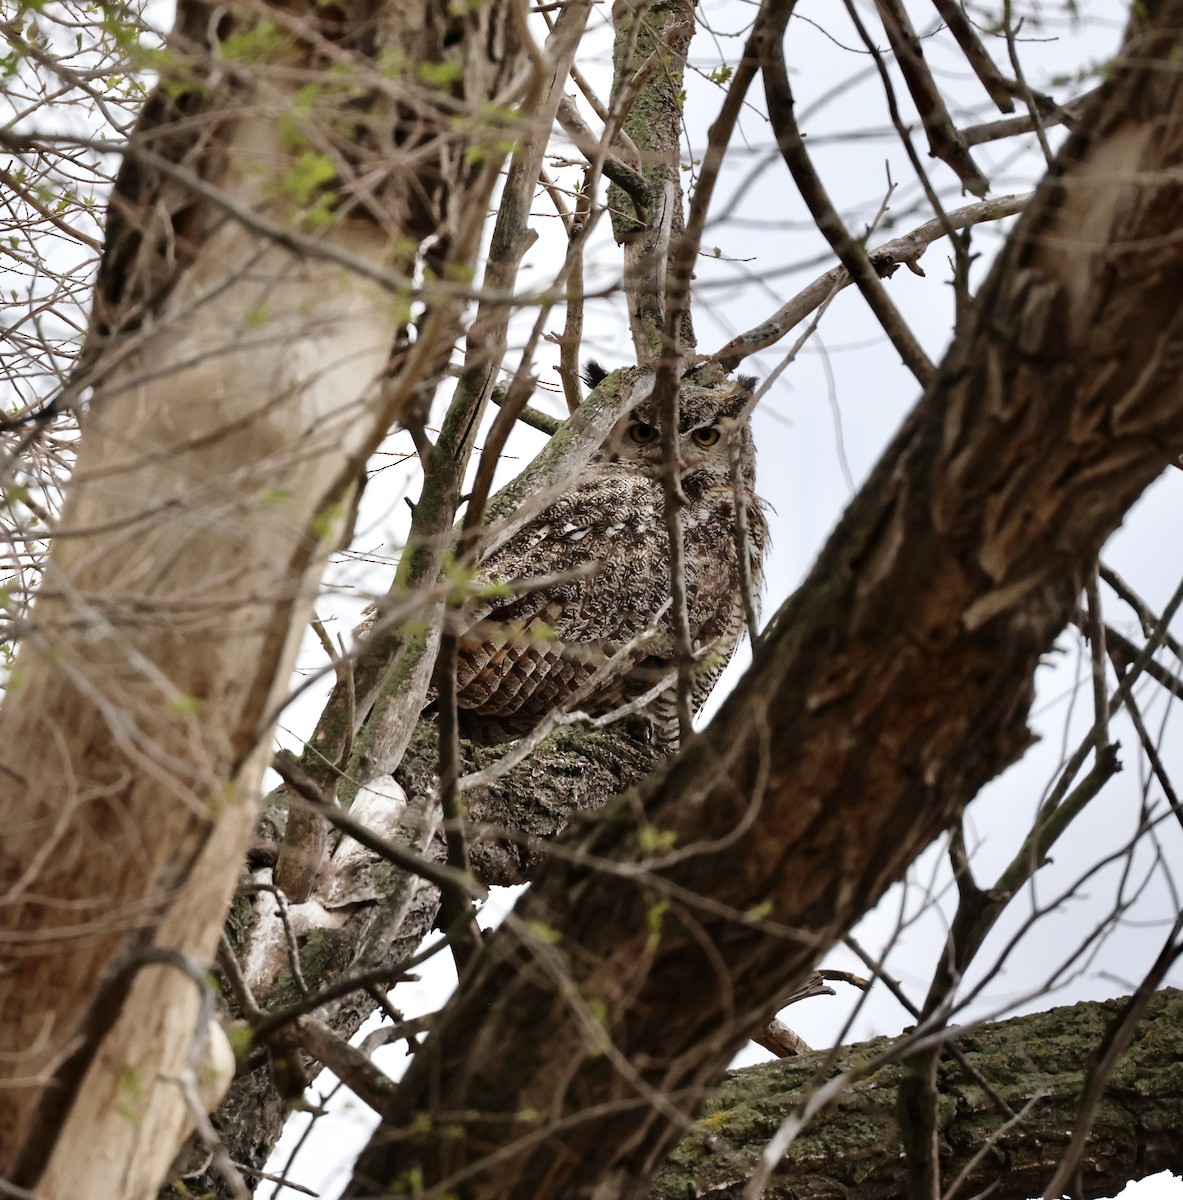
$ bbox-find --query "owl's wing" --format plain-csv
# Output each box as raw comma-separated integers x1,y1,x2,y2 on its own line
451,468,672,740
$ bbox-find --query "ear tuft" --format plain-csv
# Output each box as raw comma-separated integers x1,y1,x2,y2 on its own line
737,374,757,394
581,360,609,390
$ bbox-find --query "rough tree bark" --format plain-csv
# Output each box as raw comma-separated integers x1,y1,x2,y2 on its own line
0,3,528,1196
652,989,1183,1200
343,5,1183,1197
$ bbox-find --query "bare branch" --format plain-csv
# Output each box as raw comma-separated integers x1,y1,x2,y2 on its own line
872,0,989,196
715,194,1029,371
930,0,1017,114
760,15,936,387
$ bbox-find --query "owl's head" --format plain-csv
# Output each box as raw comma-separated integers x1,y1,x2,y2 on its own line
601,368,758,488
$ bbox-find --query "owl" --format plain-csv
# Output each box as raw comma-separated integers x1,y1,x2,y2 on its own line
449,364,768,746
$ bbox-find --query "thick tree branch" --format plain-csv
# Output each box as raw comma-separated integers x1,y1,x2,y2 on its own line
651,988,1183,1200
0,3,528,1194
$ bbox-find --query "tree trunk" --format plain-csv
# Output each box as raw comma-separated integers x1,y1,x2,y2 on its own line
0,4,526,1196
344,5,1183,1196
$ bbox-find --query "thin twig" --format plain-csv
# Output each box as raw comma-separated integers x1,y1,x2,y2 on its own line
658,384,695,742
1100,561,1183,663
1004,9,1054,166
717,189,1028,368
733,171,883,445
170,1069,251,1200
760,19,935,387
433,620,483,977
272,1074,342,1199
1037,574,1183,827
273,886,310,996
1083,566,1111,750
930,0,1017,114
0,162,104,252
217,934,263,1021
555,94,649,206
646,9,773,737
538,164,573,234
490,384,563,435
1114,675,1183,832
560,176,593,415
843,935,1019,1122
961,90,1091,147
730,434,760,645
844,2,971,289
230,1165,318,1197
1103,622,1183,702
293,1016,397,1115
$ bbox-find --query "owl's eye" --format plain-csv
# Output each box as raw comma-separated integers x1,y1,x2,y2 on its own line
629,421,659,444
691,426,721,447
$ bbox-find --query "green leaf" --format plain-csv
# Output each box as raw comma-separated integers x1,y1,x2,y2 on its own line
279,151,338,206
524,919,562,945
219,20,287,65
418,59,462,89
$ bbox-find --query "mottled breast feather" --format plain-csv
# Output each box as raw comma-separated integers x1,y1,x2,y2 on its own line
452,374,768,745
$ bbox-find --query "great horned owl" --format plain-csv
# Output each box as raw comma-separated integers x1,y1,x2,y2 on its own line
450,364,768,745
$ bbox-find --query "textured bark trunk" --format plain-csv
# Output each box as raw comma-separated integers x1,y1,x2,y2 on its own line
343,4,1183,1197
0,3,525,1196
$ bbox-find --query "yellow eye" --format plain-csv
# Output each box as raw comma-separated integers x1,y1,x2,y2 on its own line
691,426,721,447
629,421,659,444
